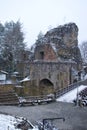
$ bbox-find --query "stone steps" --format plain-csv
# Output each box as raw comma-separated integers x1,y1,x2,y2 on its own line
0,90,19,105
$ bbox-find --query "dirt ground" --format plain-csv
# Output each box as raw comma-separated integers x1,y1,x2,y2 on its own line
0,101,87,130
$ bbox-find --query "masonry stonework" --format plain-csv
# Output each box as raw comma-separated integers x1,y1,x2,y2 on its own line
35,44,57,61
29,61,77,95
21,23,82,96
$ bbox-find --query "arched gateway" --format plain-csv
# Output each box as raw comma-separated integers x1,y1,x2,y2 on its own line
39,79,54,95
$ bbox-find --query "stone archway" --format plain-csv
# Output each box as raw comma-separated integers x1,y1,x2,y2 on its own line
39,79,54,95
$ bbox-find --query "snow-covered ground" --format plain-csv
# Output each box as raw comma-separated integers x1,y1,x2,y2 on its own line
0,114,38,130
0,114,22,130
57,85,87,103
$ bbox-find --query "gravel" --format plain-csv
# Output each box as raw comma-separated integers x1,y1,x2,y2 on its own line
0,101,87,130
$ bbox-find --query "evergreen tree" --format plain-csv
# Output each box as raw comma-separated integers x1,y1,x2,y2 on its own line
1,21,26,72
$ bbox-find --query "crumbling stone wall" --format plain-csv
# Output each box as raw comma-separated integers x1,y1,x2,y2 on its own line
29,61,76,94
34,44,57,61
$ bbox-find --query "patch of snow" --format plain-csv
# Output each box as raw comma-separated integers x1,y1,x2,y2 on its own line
51,43,57,52
50,35,61,39
19,97,26,103
84,74,87,80
13,72,19,75
57,85,87,103
15,85,23,88
0,80,13,85
71,67,78,76
20,76,30,82
0,114,22,130
0,113,38,130
0,70,8,74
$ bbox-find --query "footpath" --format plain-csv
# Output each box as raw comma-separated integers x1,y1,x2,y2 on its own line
0,101,87,130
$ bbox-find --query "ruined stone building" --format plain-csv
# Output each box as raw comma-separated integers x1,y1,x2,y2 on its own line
20,23,82,96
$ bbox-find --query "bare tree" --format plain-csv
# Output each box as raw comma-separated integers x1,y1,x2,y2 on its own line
79,41,87,63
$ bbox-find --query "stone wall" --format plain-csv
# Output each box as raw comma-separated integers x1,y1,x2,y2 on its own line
34,44,57,61
29,61,76,94
0,84,14,92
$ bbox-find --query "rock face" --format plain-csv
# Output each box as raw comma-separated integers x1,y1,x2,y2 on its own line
45,23,78,46
35,22,82,63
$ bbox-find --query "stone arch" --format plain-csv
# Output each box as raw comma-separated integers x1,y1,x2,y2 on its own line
39,79,54,95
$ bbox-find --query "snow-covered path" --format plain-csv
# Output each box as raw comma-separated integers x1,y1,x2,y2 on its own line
0,114,38,130
57,85,87,103
0,114,21,130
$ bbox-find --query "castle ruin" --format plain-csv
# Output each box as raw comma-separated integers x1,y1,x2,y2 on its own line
21,23,82,96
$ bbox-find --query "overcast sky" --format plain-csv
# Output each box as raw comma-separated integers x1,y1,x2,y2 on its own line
0,0,87,47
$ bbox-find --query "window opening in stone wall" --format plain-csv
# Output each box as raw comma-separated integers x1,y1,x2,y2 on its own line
40,51,44,60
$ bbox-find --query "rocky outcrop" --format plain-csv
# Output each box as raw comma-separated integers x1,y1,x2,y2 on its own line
46,23,81,62
45,23,78,46
35,22,82,63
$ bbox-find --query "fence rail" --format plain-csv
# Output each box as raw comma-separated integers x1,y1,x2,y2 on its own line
55,79,87,98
